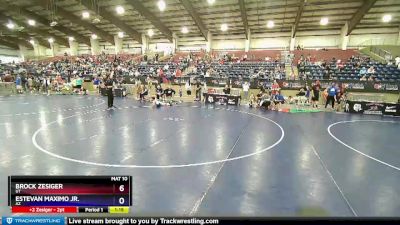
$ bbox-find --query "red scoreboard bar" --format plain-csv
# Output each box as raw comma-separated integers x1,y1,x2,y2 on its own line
8,176,132,213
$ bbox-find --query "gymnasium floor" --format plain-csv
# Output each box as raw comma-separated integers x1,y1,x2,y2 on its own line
0,95,399,217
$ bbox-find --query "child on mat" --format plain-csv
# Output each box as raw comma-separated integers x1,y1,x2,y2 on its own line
179,85,183,100
249,93,256,107
152,97,171,107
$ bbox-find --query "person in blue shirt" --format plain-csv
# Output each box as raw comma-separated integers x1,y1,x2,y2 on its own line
274,91,285,110
15,75,22,94
359,67,367,76
274,92,285,103
325,84,337,109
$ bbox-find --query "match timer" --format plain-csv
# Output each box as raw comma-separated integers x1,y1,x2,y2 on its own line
8,176,132,214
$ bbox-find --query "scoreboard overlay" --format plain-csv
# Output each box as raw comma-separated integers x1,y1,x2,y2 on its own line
8,176,132,214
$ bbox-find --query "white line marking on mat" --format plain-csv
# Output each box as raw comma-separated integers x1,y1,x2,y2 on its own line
311,145,358,216
189,123,246,216
32,107,285,168
327,120,400,171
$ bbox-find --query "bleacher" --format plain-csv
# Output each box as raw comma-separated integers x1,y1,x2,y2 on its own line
187,61,285,79
136,62,187,77
292,49,358,64
306,60,400,82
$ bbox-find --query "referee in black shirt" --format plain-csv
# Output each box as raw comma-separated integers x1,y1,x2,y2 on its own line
105,76,114,109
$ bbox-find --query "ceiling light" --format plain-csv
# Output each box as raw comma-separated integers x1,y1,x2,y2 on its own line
158,0,166,11
320,17,329,26
91,34,98,39
267,20,274,28
118,32,124,38
148,29,154,37
68,37,75,41
207,0,215,4
115,5,125,15
29,39,35,45
6,22,15,29
82,11,90,19
181,26,188,34
382,14,392,23
48,38,54,43
221,23,228,31
27,19,36,26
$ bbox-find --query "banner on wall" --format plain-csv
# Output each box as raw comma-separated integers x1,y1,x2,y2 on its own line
118,75,399,93
345,100,399,116
204,93,240,105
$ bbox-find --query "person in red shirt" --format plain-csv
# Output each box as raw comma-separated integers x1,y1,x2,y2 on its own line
175,68,182,77
271,80,280,96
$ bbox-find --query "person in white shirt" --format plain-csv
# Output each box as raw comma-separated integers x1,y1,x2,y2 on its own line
185,81,192,95
163,64,169,71
134,70,140,77
395,56,400,65
367,66,375,74
242,81,250,100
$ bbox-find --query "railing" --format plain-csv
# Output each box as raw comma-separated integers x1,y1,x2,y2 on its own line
370,46,392,61
355,38,395,48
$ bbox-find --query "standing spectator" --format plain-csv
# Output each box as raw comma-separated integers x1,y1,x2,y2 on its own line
195,81,201,101
139,84,148,102
105,76,114,109
185,80,192,95
223,85,231,95
311,80,321,108
271,80,280,97
136,84,143,100
27,76,33,93
93,76,100,90
305,85,311,104
242,81,250,100
15,75,22,94
325,84,337,109
21,74,27,92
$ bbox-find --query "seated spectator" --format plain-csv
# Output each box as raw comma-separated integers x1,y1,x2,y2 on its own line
360,75,367,81
164,86,176,100
295,88,308,104
259,92,271,108
156,84,163,100
287,96,295,104
395,55,400,66
359,67,367,75
296,88,306,97
274,91,285,105
368,76,374,82
367,66,375,74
